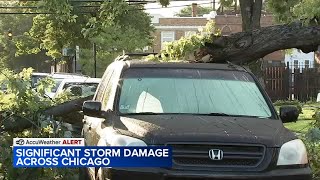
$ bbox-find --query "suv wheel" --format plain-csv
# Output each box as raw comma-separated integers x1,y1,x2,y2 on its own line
79,168,91,180
96,167,110,180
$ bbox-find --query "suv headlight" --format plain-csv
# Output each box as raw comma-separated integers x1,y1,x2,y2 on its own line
107,134,147,146
277,139,308,166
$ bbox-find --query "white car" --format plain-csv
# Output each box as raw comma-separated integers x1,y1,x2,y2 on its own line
45,73,89,98
53,78,101,99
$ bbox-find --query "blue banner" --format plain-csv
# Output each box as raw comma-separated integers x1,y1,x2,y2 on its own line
13,146,172,168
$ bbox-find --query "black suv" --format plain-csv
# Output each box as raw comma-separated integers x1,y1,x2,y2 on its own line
80,58,312,180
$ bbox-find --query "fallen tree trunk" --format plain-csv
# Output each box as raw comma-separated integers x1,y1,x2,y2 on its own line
198,22,320,64
0,96,94,132
1,115,33,132
43,95,94,125
44,95,93,116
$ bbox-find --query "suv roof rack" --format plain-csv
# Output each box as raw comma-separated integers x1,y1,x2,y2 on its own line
50,72,90,78
114,52,159,62
226,61,250,72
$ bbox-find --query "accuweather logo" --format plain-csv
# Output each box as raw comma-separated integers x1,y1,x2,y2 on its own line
13,138,85,146
15,139,25,145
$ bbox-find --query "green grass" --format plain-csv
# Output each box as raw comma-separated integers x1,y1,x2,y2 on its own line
299,106,317,120
284,120,315,133
275,103,318,133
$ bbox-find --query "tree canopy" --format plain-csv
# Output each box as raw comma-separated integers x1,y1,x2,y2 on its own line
1,0,154,76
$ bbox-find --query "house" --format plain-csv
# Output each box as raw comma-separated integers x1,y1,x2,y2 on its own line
147,16,208,53
285,49,315,69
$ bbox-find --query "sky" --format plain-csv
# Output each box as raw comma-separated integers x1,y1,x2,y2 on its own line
144,0,220,17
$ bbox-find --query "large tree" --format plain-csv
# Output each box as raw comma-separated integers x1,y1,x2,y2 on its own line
7,0,320,66
0,1,51,70
13,0,154,76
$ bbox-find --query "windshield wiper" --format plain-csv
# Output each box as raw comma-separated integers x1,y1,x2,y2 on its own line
201,113,270,119
200,113,231,116
233,115,270,119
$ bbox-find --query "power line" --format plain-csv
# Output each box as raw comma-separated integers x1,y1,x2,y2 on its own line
0,1,213,14
0,12,94,14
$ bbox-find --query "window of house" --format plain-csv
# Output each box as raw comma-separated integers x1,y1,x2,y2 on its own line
185,31,197,37
221,26,232,36
305,60,310,68
161,31,175,48
293,60,299,69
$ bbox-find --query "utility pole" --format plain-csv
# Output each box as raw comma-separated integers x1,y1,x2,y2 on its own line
75,45,80,73
54,58,57,73
93,43,97,78
212,0,215,11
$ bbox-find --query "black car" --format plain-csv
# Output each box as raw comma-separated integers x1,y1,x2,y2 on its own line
80,58,312,180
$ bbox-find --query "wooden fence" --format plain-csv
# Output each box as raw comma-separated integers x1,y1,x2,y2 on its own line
263,64,320,102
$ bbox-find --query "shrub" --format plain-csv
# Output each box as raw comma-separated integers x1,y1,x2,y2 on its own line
303,108,320,179
302,135,320,179
273,100,302,114
0,68,78,180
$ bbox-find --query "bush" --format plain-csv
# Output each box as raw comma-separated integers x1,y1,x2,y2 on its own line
273,100,303,114
302,135,320,179
0,68,78,180
302,108,320,179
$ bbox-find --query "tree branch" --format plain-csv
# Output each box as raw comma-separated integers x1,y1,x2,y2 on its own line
200,22,320,64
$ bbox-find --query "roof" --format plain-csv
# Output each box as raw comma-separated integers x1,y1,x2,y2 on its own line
32,72,50,76
118,60,247,72
145,0,219,18
59,78,101,84
49,73,88,79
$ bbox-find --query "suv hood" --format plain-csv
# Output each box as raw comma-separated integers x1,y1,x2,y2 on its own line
113,115,296,148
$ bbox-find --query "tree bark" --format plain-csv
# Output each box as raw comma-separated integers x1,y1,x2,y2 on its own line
199,22,320,64
239,0,262,32
44,95,93,116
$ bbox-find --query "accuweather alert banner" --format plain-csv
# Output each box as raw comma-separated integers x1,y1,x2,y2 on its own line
13,138,172,168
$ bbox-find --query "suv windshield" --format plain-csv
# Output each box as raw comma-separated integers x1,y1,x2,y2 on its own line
118,68,272,118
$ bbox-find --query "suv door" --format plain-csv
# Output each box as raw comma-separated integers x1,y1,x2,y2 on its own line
82,66,114,147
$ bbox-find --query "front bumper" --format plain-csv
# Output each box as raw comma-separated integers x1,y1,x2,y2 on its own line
104,167,313,180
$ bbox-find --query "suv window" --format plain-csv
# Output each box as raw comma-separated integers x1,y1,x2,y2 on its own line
118,68,272,118
101,70,115,109
94,68,114,102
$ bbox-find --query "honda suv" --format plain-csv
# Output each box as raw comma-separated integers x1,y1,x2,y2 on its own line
80,57,312,180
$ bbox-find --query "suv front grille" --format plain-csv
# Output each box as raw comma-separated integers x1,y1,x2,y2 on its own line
167,143,266,171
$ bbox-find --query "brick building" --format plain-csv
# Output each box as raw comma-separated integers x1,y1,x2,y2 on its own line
149,17,208,52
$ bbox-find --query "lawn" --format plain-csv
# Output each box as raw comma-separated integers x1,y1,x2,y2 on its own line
284,120,315,133
276,103,318,133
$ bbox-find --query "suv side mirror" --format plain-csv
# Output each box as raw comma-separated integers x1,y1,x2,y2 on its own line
280,105,299,123
82,100,103,118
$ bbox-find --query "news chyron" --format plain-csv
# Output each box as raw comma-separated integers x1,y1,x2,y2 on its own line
14,138,84,146
13,138,172,168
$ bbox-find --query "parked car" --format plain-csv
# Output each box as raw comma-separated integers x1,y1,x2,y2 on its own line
45,73,89,98
53,78,101,99
80,59,312,180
